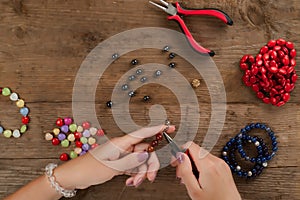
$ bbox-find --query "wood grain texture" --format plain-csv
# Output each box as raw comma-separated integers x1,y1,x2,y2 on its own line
0,0,299,199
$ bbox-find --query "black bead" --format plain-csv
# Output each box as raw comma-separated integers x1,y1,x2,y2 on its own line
106,101,113,108
143,96,150,102
169,52,176,59
163,46,170,52
169,62,176,68
131,59,138,65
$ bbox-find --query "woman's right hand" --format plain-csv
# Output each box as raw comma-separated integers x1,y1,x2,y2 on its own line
173,142,241,200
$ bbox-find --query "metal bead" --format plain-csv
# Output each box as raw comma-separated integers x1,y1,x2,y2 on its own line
143,96,150,102
262,162,268,167
140,76,147,83
222,151,227,156
163,46,170,52
236,165,241,171
128,75,136,81
112,53,119,59
136,69,143,75
255,141,260,146
169,52,176,59
169,62,176,68
106,101,113,108
191,79,201,88
131,59,138,65
155,70,162,77
121,84,129,91
128,91,136,97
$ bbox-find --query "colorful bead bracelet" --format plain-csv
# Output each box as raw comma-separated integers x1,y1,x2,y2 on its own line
222,123,278,178
0,87,30,138
45,117,105,161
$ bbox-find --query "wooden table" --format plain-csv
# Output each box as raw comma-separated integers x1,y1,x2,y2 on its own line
0,0,299,199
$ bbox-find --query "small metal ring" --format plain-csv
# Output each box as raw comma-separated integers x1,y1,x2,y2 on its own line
163,119,170,133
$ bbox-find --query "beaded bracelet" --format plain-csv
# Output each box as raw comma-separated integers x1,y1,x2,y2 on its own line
45,163,77,198
0,87,30,138
222,123,278,178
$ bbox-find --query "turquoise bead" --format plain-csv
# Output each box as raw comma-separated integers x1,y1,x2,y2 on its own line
20,107,29,116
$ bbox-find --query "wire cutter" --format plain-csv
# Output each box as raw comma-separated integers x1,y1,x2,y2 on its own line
163,131,200,179
149,0,233,57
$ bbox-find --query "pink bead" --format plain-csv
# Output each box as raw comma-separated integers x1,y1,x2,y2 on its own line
64,117,73,125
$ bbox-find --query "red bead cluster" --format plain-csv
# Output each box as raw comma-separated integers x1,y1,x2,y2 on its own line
147,133,163,152
240,39,297,106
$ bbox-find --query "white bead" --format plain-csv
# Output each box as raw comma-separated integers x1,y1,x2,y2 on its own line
77,125,83,133
45,133,53,141
88,137,96,145
13,129,21,138
247,171,253,177
74,147,82,155
89,127,97,136
262,162,268,167
255,141,260,146
236,165,241,171
10,93,19,101
248,140,252,143
222,151,227,156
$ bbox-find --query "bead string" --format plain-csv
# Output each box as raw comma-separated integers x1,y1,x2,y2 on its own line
45,117,105,161
0,87,30,138
222,123,278,178
147,120,170,153
240,38,297,107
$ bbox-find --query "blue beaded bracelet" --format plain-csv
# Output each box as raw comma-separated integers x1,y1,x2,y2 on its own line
221,123,278,178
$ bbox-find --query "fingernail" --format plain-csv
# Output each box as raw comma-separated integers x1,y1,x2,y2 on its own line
135,178,143,187
137,152,149,162
176,152,184,164
126,181,134,187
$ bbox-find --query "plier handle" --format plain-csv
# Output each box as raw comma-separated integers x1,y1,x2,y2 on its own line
149,0,233,56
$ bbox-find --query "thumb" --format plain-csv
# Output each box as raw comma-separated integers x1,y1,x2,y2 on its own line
102,152,149,173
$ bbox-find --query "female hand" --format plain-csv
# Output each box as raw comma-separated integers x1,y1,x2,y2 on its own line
174,142,241,200
55,124,176,190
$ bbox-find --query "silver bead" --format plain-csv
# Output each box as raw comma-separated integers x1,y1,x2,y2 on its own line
222,151,227,156
136,69,143,75
155,70,162,77
112,53,119,59
262,162,268,167
128,91,136,97
247,171,253,177
140,77,147,83
163,45,170,52
255,141,260,146
128,75,136,81
121,84,129,91
236,165,241,171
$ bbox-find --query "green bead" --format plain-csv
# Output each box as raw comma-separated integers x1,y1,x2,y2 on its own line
69,124,77,132
61,139,70,148
20,125,27,133
3,130,12,138
2,88,11,96
80,137,88,144
70,151,78,159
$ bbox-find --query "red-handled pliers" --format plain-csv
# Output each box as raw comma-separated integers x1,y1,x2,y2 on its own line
149,0,233,56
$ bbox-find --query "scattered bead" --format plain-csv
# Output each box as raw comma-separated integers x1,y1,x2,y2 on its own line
45,133,54,141
169,62,176,68
97,129,105,136
106,100,113,108
155,70,162,77
191,79,201,88
136,69,143,75
143,96,151,102
140,76,147,83
169,52,176,59
163,46,170,52
112,53,119,59
128,91,136,97
121,84,129,91
128,75,136,81
131,59,138,65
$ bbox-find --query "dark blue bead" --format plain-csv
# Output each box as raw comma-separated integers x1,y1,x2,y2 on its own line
229,165,234,170
243,172,247,177
272,141,277,146
250,123,255,128
237,139,242,144
251,158,256,163
269,132,275,137
245,125,251,131
261,157,266,163
241,152,246,158
272,146,278,152
237,145,243,150
251,137,257,142
256,158,261,163
241,128,247,134
257,146,262,150
245,156,250,161
223,156,229,161
266,127,271,132
267,155,272,161
242,135,246,139
255,165,261,170
258,150,263,155
260,124,266,130
230,138,236,143
271,136,277,142
246,135,251,140
226,141,232,146
255,123,261,128
238,149,243,154
271,152,276,157
223,146,229,151
252,169,257,174
237,172,242,177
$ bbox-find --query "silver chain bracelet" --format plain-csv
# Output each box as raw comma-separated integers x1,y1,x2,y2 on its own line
45,163,77,198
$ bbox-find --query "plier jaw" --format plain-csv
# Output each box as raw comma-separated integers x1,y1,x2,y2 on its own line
149,0,178,16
